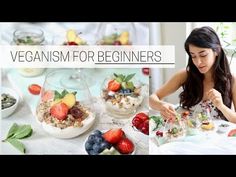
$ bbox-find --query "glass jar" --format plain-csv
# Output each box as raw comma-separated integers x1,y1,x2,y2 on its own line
13,27,45,45
101,72,146,118
96,22,137,45
13,27,46,77
35,69,96,139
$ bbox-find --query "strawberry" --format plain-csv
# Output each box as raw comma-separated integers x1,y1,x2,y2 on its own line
67,41,78,45
28,84,41,95
50,103,69,120
102,128,124,144
142,68,149,76
108,80,121,92
113,41,122,45
182,111,190,119
116,138,134,154
156,131,163,137
42,90,54,102
228,129,236,137
135,112,149,121
132,117,143,128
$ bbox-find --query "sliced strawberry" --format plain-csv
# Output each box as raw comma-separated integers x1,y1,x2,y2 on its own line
50,103,69,120
42,90,54,102
108,80,121,92
116,138,134,154
67,41,78,45
102,128,124,144
135,112,149,121
228,129,236,137
28,84,41,95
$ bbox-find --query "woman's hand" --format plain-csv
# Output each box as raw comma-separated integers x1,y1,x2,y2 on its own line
160,102,177,121
207,89,224,109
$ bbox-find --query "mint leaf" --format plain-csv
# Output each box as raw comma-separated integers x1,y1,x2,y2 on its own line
118,74,125,81
61,89,69,97
114,73,118,77
150,115,164,131
11,125,33,139
2,123,33,154
6,123,19,139
7,138,25,154
54,90,62,100
124,73,135,82
72,91,77,95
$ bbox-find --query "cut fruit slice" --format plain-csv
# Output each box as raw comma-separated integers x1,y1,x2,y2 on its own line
28,84,41,95
62,93,76,109
75,36,83,45
228,129,236,137
102,128,124,144
66,29,77,42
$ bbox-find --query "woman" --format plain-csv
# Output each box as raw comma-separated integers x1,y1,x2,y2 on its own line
149,26,236,123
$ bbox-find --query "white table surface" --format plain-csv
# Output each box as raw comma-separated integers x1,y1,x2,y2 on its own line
149,109,236,155
1,68,149,154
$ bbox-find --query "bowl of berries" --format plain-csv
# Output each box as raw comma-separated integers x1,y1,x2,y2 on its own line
84,128,136,155
101,73,146,118
131,112,149,135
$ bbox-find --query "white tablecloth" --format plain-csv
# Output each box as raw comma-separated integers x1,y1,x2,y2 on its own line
149,110,236,155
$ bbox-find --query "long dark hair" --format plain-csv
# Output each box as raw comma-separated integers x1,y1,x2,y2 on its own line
180,26,233,118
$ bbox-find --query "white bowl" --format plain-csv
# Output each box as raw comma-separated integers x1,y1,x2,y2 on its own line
1,87,19,118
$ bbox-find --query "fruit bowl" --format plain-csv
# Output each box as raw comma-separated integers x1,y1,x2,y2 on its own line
84,129,136,155
101,73,145,118
1,87,19,118
35,69,96,138
217,123,230,133
131,112,149,135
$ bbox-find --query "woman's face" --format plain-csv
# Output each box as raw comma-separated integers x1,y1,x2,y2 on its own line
189,44,217,74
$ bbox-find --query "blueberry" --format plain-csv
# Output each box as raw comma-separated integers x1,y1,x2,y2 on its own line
93,143,103,153
94,136,103,144
119,89,124,93
88,150,98,155
88,135,96,143
85,141,93,152
100,141,112,150
92,130,102,137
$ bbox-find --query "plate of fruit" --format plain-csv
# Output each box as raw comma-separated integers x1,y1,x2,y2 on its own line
84,128,136,155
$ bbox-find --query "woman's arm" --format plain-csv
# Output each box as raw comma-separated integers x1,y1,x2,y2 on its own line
208,75,236,123
149,69,187,119
219,75,236,123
